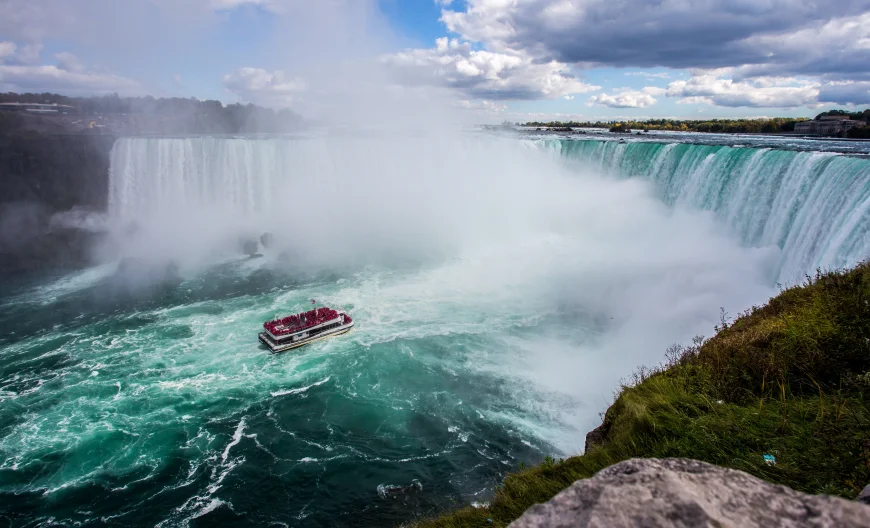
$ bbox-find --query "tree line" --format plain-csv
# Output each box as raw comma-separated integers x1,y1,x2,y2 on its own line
0,92,303,134
523,117,809,134
815,109,870,122
525,110,870,136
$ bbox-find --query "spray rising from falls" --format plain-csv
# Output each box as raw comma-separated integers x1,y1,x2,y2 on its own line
2,134,802,525
100,133,782,431
549,140,870,284
104,133,778,409
108,135,559,266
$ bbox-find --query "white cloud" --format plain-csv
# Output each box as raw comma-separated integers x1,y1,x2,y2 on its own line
664,75,821,108
0,42,17,61
0,42,139,94
733,13,870,81
54,52,84,73
587,87,662,108
223,67,305,107
384,37,599,100
440,1,870,69
0,41,42,66
817,81,870,106
14,43,43,65
0,64,140,94
436,1,870,106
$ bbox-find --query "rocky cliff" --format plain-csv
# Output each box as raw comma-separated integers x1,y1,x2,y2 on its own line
0,135,115,211
0,135,115,274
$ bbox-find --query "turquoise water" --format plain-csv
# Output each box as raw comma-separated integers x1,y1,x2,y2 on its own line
1,262,578,526
2,134,867,526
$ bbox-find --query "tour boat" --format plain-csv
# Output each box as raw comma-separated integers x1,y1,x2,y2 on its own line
259,304,354,353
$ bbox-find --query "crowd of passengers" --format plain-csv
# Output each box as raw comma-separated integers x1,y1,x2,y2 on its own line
264,307,340,336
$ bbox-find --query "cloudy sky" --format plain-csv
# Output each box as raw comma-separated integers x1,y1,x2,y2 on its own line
1,0,869,121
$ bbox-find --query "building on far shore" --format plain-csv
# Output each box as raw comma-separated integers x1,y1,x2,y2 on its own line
0,102,77,114
795,115,867,136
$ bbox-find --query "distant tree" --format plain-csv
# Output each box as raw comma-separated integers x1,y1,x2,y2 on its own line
609,123,631,133
814,109,870,122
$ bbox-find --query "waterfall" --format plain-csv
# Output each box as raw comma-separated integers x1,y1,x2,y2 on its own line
108,136,870,284
549,140,870,283
109,136,309,219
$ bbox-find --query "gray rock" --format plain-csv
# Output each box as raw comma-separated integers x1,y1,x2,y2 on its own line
858,484,870,505
509,458,870,528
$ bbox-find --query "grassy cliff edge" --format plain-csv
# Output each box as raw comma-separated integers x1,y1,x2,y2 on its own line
419,263,870,527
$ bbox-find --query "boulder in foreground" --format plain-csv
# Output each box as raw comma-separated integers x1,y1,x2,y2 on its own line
509,458,870,528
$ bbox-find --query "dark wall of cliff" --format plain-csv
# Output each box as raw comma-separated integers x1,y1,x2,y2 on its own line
0,135,115,275
0,135,115,211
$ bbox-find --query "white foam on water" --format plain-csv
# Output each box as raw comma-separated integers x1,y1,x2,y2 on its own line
221,418,246,463
270,376,331,397
192,498,227,519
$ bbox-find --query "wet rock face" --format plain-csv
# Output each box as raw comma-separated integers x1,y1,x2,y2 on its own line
509,458,870,528
583,419,610,452
584,402,618,453
0,202,105,274
0,135,115,274
0,135,115,211
242,239,259,256
260,232,274,249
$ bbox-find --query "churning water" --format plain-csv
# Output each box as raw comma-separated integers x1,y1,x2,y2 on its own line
1,133,868,526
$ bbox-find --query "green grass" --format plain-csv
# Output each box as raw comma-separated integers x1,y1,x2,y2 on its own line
417,264,870,527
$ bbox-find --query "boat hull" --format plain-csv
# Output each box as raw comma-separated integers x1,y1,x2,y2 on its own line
259,321,354,353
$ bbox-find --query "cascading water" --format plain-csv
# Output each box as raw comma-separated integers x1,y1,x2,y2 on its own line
548,139,870,284
2,132,863,526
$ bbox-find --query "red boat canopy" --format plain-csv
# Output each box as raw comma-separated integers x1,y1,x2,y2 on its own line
264,307,341,336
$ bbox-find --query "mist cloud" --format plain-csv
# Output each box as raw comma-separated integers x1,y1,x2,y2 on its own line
102,134,779,448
